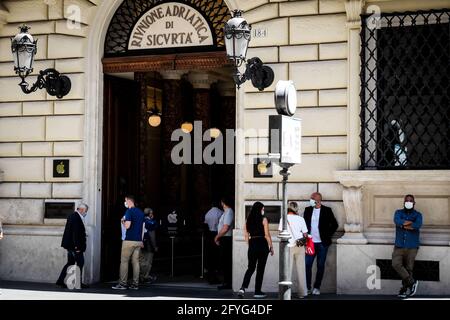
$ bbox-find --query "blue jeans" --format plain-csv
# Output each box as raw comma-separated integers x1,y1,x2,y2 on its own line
305,243,329,290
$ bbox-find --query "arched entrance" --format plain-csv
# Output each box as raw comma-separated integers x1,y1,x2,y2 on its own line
97,0,236,283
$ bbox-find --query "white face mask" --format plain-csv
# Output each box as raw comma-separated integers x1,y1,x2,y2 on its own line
404,202,414,210
124,202,129,209
261,209,265,216
310,199,317,207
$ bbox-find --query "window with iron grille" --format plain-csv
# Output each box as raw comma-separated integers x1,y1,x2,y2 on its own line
360,10,450,169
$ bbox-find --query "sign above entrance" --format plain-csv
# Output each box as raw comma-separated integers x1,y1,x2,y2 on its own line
128,2,214,50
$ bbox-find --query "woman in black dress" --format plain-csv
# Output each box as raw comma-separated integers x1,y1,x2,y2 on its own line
238,202,274,298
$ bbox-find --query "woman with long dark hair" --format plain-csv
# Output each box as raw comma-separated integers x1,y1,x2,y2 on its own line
238,202,274,299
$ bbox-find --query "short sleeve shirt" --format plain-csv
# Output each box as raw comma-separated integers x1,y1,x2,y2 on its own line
279,214,308,247
124,207,145,241
218,208,234,237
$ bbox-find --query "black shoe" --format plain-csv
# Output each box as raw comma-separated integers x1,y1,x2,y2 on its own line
398,286,408,298
81,283,90,289
218,284,232,290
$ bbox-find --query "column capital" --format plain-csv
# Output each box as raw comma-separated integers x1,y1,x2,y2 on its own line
188,73,217,89
217,81,236,97
159,70,186,80
345,0,365,28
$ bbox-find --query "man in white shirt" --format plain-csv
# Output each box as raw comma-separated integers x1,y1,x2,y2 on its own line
279,202,309,298
303,192,338,296
204,204,223,284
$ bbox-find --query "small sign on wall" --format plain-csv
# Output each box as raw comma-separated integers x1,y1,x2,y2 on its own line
53,159,70,178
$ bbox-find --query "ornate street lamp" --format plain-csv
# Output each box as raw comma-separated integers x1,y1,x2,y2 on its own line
11,25,71,99
224,10,274,91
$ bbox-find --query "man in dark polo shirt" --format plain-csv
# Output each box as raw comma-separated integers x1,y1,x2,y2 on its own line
112,195,145,290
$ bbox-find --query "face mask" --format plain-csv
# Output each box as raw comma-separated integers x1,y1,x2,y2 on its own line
310,199,316,207
124,202,129,209
261,209,265,216
404,202,414,210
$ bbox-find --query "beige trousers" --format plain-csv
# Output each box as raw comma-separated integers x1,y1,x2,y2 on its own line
119,240,141,286
289,245,308,297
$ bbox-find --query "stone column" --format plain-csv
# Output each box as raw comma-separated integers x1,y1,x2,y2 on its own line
160,70,186,210
217,81,236,200
188,73,216,223
345,0,365,169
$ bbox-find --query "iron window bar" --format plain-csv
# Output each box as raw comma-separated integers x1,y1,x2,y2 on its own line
359,9,450,170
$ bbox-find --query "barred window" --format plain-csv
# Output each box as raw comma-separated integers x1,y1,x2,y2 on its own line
360,10,450,169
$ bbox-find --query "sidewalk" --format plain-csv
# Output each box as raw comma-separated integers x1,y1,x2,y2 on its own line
1,280,449,300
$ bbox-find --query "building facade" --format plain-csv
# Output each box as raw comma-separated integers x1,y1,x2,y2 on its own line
0,0,449,295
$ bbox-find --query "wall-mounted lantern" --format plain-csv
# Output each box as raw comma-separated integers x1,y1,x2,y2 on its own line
11,25,71,99
224,10,274,91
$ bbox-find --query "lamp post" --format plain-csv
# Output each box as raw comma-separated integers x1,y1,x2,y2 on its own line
11,25,71,99
224,10,274,91
270,81,302,300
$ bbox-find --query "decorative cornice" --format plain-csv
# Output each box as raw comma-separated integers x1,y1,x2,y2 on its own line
102,51,231,73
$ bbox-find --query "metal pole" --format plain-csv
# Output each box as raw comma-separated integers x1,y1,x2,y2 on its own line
200,231,204,279
170,236,175,278
278,165,292,300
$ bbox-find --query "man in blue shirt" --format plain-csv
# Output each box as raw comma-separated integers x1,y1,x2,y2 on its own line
112,195,145,290
392,194,423,298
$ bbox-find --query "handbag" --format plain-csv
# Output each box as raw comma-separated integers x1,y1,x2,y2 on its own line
305,236,315,255
287,218,306,247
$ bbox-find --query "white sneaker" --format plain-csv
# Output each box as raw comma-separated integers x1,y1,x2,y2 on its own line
237,288,245,298
312,288,321,295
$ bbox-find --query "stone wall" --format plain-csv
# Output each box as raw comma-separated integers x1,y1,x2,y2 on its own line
0,0,101,283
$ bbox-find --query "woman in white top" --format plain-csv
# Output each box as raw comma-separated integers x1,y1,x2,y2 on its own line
279,201,309,298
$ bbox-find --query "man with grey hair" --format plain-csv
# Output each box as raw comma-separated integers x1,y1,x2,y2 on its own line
56,202,89,289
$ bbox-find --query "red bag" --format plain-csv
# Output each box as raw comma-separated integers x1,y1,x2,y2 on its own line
305,236,315,256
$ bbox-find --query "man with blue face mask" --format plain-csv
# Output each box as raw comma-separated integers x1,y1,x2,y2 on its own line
392,194,423,298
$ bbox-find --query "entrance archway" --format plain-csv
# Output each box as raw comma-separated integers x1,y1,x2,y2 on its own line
84,0,236,282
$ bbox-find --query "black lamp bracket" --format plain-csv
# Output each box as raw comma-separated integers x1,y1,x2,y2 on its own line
19,68,71,99
233,57,275,91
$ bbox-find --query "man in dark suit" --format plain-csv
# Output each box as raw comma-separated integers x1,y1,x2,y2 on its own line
303,192,338,295
56,203,89,289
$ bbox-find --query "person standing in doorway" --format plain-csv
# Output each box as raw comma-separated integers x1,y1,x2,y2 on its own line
56,203,89,289
139,207,158,284
303,192,338,296
215,196,234,290
204,202,223,284
112,195,145,290
392,194,422,298
238,202,274,299
279,201,309,299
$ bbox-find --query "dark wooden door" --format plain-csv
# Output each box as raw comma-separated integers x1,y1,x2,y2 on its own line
101,75,140,282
